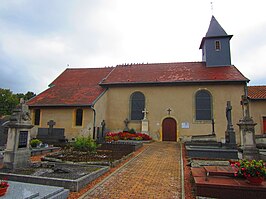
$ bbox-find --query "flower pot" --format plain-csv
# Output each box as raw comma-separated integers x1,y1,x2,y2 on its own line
0,186,8,196
246,176,264,185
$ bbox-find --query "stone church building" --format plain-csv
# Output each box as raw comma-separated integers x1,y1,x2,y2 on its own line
27,16,266,143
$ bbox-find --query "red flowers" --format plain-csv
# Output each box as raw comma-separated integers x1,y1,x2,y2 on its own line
105,131,152,142
0,178,9,188
231,159,266,178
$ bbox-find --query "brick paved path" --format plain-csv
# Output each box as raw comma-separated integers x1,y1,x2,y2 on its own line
81,142,181,199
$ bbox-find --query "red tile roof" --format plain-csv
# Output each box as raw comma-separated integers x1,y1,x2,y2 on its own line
248,86,266,99
27,67,114,106
28,62,249,107
101,62,248,85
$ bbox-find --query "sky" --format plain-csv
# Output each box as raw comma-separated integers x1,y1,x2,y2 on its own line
0,0,266,94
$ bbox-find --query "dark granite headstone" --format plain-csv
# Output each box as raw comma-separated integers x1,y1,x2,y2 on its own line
36,120,67,145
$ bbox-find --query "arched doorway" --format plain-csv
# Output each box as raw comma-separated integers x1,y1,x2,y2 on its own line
162,117,177,141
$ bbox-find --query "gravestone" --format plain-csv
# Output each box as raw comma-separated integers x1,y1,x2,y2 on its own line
3,99,33,169
141,108,149,134
224,101,237,148
123,118,130,132
36,120,67,145
237,95,259,160
185,101,238,159
97,120,106,143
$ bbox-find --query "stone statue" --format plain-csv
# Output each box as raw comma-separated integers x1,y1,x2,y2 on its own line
224,101,236,147
10,98,31,123
226,101,233,130
241,95,250,119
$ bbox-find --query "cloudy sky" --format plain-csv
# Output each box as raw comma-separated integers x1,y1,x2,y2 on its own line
0,0,266,94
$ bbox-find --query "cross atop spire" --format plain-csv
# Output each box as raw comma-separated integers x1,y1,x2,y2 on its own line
210,2,214,15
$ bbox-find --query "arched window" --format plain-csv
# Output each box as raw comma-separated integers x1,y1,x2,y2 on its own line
75,108,83,126
130,92,145,120
195,90,212,120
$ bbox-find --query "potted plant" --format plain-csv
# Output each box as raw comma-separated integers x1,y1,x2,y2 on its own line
232,159,266,185
0,177,9,196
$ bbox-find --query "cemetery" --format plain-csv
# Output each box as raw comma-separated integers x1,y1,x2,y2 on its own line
183,96,266,199
1,5,266,197
0,96,265,199
0,100,152,198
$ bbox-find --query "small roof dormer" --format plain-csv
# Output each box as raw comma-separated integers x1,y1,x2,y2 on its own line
200,16,233,67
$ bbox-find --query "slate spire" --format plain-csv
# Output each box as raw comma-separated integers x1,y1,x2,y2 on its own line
205,16,228,37
200,16,233,67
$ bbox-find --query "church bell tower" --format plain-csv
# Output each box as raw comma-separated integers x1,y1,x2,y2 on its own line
200,16,233,67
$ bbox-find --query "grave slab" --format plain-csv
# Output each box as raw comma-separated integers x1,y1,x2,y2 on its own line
204,166,236,177
1,180,69,199
192,167,266,199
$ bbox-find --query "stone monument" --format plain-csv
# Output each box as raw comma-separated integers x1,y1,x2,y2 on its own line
36,120,67,145
237,95,259,160
225,101,237,148
141,108,149,134
3,99,33,169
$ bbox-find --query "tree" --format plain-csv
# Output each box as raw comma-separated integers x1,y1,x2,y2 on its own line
0,89,36,116
0,89,19,116
16,91,36,101
24,91,36,100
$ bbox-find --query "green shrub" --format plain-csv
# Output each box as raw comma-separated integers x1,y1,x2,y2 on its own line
30,139,42,148
129,128,136,134
73,136,98,152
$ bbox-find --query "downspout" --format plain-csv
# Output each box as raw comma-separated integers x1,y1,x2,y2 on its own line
91,106,96,140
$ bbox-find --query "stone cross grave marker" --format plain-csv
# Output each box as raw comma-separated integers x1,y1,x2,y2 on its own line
238,95,259,160
141,108,149,134
47,120,56,136
123,118,129,132
142,108,149,120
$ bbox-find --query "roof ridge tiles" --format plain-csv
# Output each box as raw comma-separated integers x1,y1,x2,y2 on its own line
66,67,115,70
116,61,204,67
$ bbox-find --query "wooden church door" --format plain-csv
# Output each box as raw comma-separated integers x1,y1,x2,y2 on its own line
162,118,177,141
